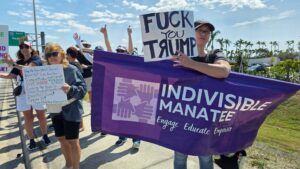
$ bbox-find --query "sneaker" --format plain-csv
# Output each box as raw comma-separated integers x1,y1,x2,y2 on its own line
43,135,51,145
28,139,37,151
132,141,140,149
115,138,126,146
100,133,107,137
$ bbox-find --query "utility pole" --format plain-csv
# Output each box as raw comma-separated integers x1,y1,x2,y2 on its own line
32,0,39,51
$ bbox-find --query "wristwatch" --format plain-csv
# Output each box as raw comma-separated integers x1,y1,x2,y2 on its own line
12,63,16,67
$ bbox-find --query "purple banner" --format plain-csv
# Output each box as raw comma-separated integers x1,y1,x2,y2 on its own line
91,51,300,155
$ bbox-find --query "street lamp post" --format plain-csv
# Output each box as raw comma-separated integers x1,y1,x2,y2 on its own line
32,0,39,51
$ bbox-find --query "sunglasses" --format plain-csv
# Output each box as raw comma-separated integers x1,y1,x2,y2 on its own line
116,49,127,53
19,45,30,49
45,51,59,59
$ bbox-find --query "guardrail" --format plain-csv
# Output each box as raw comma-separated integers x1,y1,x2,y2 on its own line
11,79,31,169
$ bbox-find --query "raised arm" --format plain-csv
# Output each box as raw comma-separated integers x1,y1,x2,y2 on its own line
100,25,112,52
127,25,133,55
73,33,84,50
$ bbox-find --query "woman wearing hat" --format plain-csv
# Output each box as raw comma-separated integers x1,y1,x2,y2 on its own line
171,20,231,169
0,41,50,150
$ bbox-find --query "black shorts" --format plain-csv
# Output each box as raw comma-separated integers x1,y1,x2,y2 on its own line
51,114,80,140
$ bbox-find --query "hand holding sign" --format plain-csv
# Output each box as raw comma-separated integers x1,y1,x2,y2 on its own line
3,53,14,65
170,51,193,68
62,83,71,93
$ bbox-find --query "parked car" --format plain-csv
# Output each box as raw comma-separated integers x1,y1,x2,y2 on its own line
247,64,266,71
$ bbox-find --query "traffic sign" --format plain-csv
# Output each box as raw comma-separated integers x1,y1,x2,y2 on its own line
9,31,26,46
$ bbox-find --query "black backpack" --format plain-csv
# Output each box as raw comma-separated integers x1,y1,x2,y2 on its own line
215,150,247,169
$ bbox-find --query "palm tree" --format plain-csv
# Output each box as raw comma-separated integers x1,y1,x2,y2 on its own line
256,41,262,49
261,41,267,49
224,39,231,56
286,40,294,51
269,41,274,53
273,41,279,54
216,38,224,50
235,39,244,51
207,30,221,51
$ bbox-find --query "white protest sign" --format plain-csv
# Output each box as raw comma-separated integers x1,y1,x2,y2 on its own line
0,25,9,72
23,64,67,104
140,11,197,62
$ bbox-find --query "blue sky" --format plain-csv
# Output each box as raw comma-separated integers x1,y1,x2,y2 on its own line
0,0,299,57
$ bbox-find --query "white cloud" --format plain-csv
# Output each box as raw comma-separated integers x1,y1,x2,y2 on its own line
121,0,267,12
7,10,32,18
17,0,41,4
7,11,19,16
122,0,148,10
66,20,97,35
91,18,127,24
194,0,267,11
122,0,190,12
233,10,296,27
148,0,189,12
39,8,77,20
19,20,61,26
56,28,71,32
66,0,72,3
96,2,107,8
89,10,135,24
46,35,59,40
217,0,266,10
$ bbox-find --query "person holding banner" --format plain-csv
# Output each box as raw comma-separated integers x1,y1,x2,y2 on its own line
45,43,87,169
100,24,141,149
171,20,231,169
0,41,50,150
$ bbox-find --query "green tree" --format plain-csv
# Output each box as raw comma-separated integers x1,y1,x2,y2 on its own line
269,59,300,82
286,40,295,52
256,41,262,49
207,30,221,50
224,39,231,53
277,50,298,60
216,38,224,50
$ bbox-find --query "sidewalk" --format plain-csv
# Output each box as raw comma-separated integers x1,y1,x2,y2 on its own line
0,79,25,169
0,78,221,169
